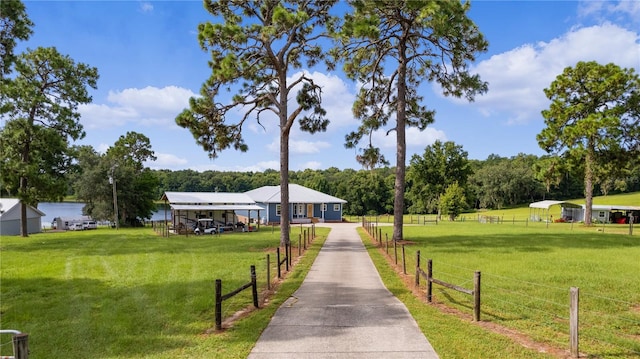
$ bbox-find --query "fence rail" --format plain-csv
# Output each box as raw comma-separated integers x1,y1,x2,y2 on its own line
214,225,318,331
0,330,28,359
414,252,481,321
215,266,258,331
360,217,638,358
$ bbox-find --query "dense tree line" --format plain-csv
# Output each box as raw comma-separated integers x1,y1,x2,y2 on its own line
67,147,633,217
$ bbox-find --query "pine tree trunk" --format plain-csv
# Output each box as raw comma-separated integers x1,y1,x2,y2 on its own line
584,141,595,226
393,34,408,242
279,79,291,247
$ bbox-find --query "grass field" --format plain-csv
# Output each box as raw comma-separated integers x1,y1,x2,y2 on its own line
0,226,328,358
2,207,639,358
363,220,640,358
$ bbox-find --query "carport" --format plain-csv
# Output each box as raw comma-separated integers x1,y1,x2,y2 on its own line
160,192,264,236
529,200,582,222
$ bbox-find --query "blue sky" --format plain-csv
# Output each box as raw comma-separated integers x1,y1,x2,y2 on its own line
17,1,640,172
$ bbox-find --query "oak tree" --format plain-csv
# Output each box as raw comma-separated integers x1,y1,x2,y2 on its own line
406,140,471,215
74,132,158,226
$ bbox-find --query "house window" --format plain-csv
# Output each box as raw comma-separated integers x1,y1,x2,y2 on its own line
276,204,281,216
333,204,341,211
598,211,605,218
322,204,327,212
293,204,304,218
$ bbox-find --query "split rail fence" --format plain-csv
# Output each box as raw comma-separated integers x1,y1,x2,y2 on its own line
361,217,639,358
213,225,317,330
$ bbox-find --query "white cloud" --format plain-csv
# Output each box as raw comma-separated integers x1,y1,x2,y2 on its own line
300,161,322,170
455,23,639,124
287,71,357,129
139,2,154,13
579,0,640,21
146,152,188,170
80,86,196,130
266,137,331,155
371,126,447,149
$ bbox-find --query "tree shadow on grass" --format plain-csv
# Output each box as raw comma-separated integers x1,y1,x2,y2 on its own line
405,230,640,253
2,229,281,257
0,276,219,358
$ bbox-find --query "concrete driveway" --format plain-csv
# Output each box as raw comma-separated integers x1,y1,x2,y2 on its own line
248,222,439,358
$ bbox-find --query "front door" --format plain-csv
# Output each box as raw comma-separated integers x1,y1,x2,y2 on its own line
307,204,314,218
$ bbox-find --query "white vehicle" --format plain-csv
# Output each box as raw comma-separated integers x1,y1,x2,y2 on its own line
69,223,84,231
82,221,97,230
195,219,217,235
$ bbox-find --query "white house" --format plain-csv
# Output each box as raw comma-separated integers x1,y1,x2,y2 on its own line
0,198,46,236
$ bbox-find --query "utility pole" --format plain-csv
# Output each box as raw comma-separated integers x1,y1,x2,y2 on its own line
109,165,119,230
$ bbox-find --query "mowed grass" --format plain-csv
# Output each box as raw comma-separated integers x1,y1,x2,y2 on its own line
0,226,328,358
366,220,640,358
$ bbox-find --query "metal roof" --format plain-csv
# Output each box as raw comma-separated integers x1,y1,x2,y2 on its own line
588,205,640,211
529,200,581,209
245,184,347,204
161,192,257,205
0,198,46,218
171,204,265,211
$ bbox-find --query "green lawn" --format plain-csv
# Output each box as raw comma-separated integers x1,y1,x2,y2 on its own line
0,227,327,358
2,220,639,358
364,221,640,358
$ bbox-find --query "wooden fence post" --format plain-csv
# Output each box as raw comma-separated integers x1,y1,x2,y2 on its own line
402,245,406,274
393,239,398,264
415,250,421,287
251,265,259,308
298,234,302,256
13,333,29,359
474,271,481,322
570,287,579,358
215,279,222,330
266,254,271,290
385,235,389,254
277,248,281,278
427,259,433,302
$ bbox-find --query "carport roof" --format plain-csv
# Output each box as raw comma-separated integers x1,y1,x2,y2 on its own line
529,200,581,209
161,191,256,205
171,204,264,211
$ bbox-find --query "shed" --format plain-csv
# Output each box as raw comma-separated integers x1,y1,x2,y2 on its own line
245,184,347,224
0,198,46,236
587,205,640,224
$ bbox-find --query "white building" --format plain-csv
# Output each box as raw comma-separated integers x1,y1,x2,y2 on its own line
0,198,46,236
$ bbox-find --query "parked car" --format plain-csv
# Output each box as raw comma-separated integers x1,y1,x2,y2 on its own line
69,223,84,231
82,221,97,230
